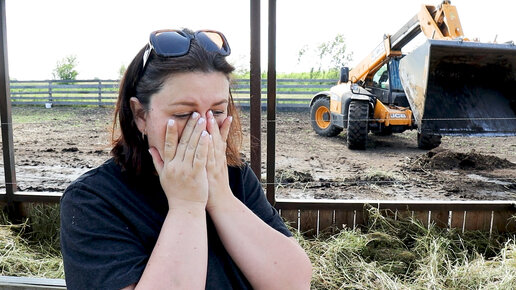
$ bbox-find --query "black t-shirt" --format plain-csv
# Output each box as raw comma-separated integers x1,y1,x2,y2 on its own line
60,158,291,289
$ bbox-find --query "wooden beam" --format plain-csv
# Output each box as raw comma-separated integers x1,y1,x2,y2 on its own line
0,0,20,215
0,276,66,289
0,192,62,203
275,199,516,211
249,0,261,179
266,0,276,205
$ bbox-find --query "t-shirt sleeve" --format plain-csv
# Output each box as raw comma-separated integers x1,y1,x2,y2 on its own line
239,165,292,237
60,181,147,290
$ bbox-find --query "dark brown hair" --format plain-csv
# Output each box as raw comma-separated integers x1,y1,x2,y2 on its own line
111,29,243,175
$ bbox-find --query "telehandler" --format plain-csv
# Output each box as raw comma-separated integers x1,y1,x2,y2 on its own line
310,1,516,149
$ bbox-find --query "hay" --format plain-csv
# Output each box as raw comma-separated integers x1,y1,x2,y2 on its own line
297,207,516,289
0,206,63,278
1,205,515,288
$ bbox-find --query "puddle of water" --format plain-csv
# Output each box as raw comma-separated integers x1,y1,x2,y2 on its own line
476,190,515,198
443,170,460,176
0,165,90,192
466,174,513,186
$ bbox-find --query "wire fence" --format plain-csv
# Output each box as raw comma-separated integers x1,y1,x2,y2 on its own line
1,103,515,233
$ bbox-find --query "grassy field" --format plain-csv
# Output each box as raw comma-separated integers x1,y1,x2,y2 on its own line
1,205,515,288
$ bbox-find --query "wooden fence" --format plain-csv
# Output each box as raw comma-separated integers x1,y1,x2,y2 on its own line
9,79,337,109
1,194,514,236
276,199,516,237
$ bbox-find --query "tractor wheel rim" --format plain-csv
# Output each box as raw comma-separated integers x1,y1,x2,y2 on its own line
315,106,331,129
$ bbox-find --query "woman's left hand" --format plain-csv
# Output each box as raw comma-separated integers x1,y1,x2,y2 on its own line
205,110,233,211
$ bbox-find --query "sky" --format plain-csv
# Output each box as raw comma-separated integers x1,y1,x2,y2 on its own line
6,0,516,80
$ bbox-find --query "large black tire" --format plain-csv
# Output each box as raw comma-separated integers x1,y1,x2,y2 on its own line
347,100,369,150
310,98,342,137
417,133,442,150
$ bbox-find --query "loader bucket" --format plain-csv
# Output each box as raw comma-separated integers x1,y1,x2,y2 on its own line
399,39,516,136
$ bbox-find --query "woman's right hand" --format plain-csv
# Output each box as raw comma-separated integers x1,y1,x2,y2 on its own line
148,112,211,210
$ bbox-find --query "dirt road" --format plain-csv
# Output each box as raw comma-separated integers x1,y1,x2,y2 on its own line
1,106,515,201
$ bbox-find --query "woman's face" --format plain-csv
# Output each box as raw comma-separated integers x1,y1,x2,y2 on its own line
132,71,230,159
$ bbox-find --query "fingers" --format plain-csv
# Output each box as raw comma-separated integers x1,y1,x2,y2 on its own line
175,112,201,160
193,131,210,170
206,111,233,142
206,110,219,136
163,119,178,162
183,117,207,163
219,116,233,142
148,146,164,173
159,111,230,172
207,111,232,166
207,132,215,169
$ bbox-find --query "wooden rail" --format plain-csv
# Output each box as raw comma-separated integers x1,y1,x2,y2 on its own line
9,79,337,108
1,194,515,235
0,276,65,289
276,199,516,236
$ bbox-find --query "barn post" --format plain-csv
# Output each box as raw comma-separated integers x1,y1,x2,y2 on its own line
266,0,276,205
250,0,262,179
0,0,22,217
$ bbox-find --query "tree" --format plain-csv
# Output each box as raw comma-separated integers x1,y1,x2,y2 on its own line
118,64,127,80
298,34,353,75
53,55,78,80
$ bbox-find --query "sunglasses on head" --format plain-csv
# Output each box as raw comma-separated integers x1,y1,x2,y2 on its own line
142,29,231,70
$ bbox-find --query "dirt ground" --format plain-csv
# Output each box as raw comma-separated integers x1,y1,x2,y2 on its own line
1,106,515,201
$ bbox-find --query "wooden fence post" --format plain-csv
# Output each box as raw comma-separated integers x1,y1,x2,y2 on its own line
98,79,102,107
48,80,52,103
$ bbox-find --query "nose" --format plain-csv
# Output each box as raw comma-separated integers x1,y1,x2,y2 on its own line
199,110,212,120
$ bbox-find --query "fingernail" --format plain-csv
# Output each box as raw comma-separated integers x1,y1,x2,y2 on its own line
192,112,199,118
168,119,174,126
198,117,205,124
148,149,152,155
210,117,215,124
228,116,233,123
202,130,208,137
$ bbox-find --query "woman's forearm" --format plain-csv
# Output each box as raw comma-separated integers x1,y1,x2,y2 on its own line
207,196,312,290
136,205,208,289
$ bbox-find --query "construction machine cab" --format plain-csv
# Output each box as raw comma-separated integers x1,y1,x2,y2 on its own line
339,67,349,83
372,65,389,89
366,59,409,108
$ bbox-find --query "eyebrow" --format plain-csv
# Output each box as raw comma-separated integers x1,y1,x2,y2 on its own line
169,99,228,107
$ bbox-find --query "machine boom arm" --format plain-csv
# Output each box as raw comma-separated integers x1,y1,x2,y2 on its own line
348,1,465,84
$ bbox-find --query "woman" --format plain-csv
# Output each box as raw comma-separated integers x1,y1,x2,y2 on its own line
60,28,312,289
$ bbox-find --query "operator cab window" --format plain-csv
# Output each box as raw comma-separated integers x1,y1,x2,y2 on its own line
372,64,389,89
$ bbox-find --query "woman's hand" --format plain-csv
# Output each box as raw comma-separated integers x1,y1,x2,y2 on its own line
149,112,211,210
205,110,234,211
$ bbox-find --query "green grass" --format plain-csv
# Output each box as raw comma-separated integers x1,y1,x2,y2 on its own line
233,69,340,80
1,205,515,288
10,106,113,129
11,106,76,124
